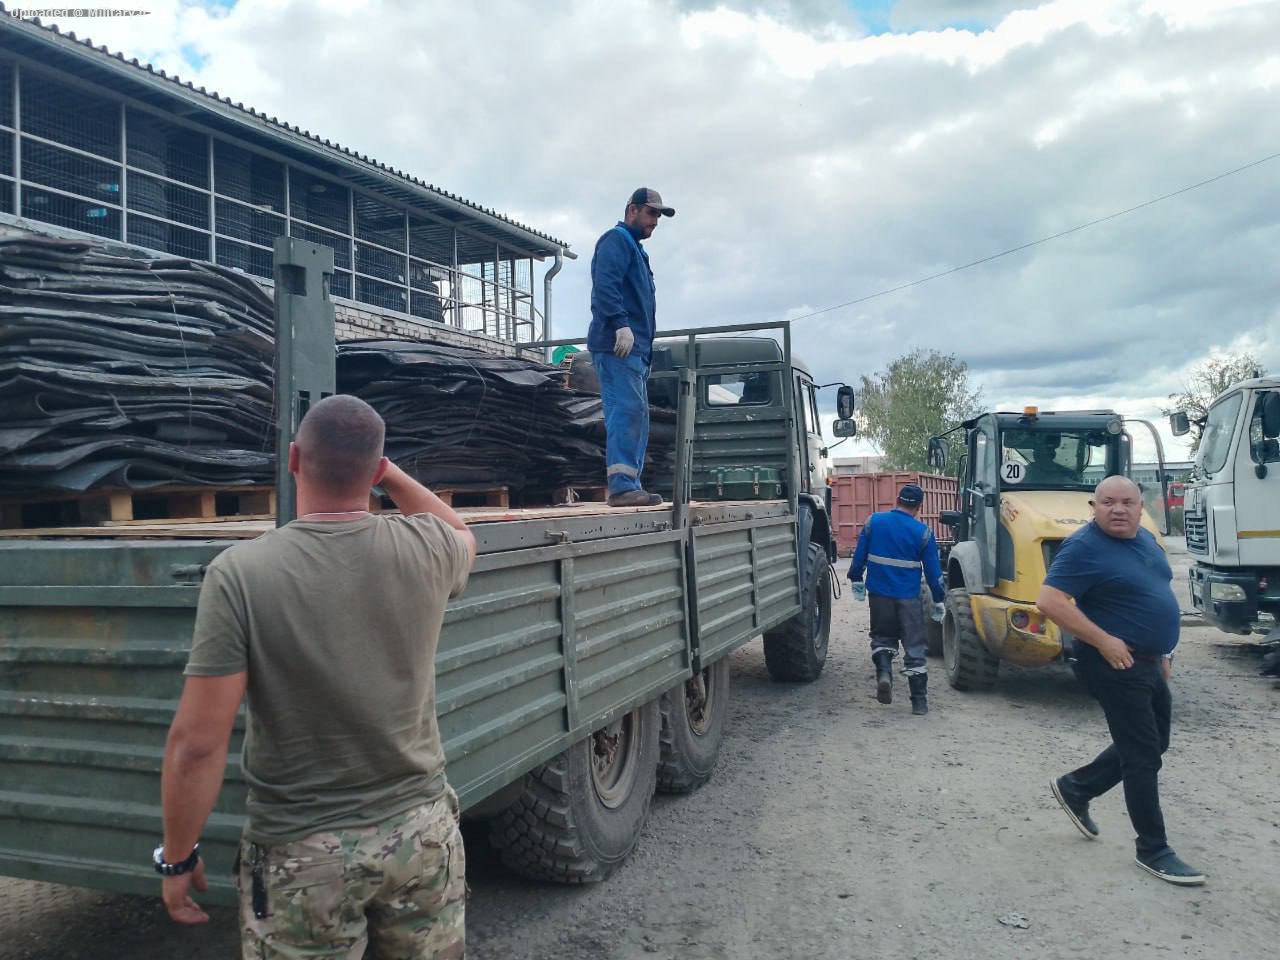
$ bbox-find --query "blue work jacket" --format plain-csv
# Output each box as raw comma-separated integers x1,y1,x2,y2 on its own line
848,508,946,602
588,222,656,362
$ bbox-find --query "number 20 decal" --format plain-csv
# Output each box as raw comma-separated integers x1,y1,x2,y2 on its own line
1002,461,1024,483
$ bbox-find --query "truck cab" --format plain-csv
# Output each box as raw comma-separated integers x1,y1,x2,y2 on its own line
1174,377,1280,637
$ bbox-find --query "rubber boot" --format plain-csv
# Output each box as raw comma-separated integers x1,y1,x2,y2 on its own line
908,674,928,716
872,650,893,704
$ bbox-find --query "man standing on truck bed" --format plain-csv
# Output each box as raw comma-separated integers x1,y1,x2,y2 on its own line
589,187,674,507
1038,475,1205,886
847,483,945,715
157,395,478,957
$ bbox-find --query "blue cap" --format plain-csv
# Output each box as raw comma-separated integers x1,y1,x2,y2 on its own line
897,483,924,506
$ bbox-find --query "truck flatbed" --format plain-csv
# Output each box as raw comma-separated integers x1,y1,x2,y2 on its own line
0,500,788,541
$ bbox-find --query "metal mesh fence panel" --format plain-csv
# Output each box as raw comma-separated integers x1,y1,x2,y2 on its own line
213,140,285,212
215,237,273,280
355,193,405,251
126,171,210,230
127,215,209,260
355,243,406,284
409,216,452,264
126,108,209,189
356,275,408,312
22,186,120,238
20,70,120,160
20,138,120,202
215,197,285,248
289,220,351,269
289,167,349,233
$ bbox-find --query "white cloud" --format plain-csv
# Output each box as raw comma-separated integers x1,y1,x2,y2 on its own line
33,0,1280,466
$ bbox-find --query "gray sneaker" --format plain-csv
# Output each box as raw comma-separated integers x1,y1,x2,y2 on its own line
1135,848,1206,886
607,489,664,507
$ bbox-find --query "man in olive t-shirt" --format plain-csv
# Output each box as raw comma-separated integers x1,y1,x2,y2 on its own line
158,395,477,959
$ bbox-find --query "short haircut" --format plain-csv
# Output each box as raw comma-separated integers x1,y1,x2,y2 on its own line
294,394,385,495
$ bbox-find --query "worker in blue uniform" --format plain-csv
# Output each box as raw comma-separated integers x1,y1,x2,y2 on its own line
847,483,946,715
587,187,675,507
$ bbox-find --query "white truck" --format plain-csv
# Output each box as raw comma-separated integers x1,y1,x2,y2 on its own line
1171,376,1280,644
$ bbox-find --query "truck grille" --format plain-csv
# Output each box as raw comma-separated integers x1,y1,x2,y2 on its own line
1184,512,1207,554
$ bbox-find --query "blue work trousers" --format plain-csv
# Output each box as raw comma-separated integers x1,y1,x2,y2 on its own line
592,351,650,495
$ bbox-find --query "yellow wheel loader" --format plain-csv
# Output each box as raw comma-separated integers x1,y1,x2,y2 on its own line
926,408,1170,690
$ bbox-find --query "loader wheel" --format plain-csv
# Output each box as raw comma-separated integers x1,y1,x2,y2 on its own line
943,587,999,691
921,584,943,658
490,698,660,883
658,656,731,793
763,542,832,682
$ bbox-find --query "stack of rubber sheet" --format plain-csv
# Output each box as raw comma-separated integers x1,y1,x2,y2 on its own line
0,232,673,497
338,341,675,492
0,233,276,493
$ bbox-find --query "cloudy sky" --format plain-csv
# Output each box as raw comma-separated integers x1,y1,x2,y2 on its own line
34,0,1280,461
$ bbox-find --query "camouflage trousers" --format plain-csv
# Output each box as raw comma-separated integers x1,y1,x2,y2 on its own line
237,790,465,959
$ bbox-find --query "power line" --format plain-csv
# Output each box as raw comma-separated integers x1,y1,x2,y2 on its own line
787,149,1280,324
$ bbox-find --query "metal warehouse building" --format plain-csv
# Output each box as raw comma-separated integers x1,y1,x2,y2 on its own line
0,9,571,350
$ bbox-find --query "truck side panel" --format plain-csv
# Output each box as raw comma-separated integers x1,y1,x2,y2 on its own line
688,516,801,666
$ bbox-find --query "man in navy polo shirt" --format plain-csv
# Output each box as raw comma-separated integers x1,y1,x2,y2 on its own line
1037,475,1205,886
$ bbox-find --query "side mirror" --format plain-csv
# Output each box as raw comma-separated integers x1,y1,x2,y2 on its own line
1169,411,1190,437
836,385,856,421
1262,393,1280,439
927,437,949,471
833,418,857,438
940,509,963,527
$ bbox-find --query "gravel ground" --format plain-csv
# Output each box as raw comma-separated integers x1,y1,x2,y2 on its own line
4,546,1278,960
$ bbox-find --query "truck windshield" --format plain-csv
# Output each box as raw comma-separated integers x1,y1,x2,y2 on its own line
1197,392,1243,475
999,428,1112,490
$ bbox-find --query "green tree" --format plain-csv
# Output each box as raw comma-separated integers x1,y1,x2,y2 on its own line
859,349,983,474
1163,352,1265,453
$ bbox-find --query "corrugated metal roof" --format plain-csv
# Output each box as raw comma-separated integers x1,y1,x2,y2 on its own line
0,5,570,259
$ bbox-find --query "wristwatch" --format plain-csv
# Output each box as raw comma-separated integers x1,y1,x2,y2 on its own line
153,843,200,876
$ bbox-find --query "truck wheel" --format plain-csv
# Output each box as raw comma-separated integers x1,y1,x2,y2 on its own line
763,542,832,682
657,656,731,793
943,587,999,690
921,585,943,657
489,698,660,883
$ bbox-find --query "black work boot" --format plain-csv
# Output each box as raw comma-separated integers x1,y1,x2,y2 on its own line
908,674,928,716
872,650,893,704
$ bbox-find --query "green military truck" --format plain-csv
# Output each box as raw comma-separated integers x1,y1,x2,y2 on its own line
0,244,853,901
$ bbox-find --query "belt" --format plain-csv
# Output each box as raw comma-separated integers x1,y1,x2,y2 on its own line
867,553,921,570
1130,653,1165,664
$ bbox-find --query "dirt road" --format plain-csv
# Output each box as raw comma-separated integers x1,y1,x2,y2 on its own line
4,547,1277,959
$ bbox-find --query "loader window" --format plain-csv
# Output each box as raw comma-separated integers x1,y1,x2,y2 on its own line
1248,393,1280,465
999,429,1109,490
1198,393,1242,476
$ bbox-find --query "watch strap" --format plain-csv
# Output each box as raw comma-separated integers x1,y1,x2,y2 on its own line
153,843,200,876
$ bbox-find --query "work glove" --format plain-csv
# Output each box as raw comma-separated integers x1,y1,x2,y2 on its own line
850,582,867,602
931,602,945,623
613,326,635,358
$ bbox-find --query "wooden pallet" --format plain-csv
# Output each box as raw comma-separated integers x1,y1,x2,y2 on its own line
0,485,276,530
430,485,510,509
549,484,608,506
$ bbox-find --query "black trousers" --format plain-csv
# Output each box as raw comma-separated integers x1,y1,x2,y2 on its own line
868,593,927,675
1065,644,1172,856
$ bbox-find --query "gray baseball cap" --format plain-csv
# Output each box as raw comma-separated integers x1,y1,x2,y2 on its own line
629,187,675,217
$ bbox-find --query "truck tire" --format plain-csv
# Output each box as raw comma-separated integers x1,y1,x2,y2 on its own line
921,585,943,657
657,656,731,793
489,699,660,883
763,542,832,682
943,587,999,690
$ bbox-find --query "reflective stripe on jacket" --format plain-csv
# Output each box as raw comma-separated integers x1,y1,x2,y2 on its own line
847,508,945,602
